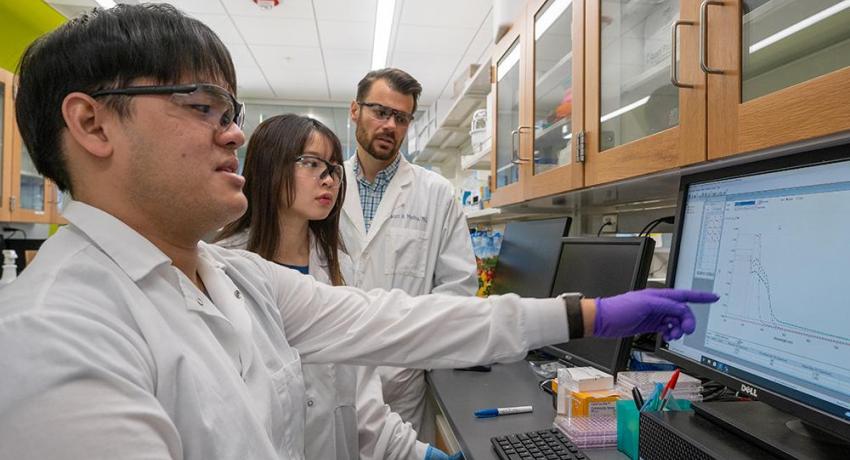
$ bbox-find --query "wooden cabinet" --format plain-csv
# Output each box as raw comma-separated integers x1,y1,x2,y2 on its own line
491,0,586,206
0,68,14,221
584,0,706,186
706,0,850,159
490,21,526,207
0,67,61,224
10,119,51,223
487,0,850,207
524,0,585,201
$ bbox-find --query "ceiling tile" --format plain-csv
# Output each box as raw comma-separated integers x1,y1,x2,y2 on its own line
393,25,476,55
390,51,460,80
270,80,330,101
191,13,243,44
318,20,373,51
236,66,273,98
251,45,325,71
389,51,458,104
222,0,314,18
266,67,326,87
323,49,370,101
225,43,258,69
314,0,377,22
234,16,319,46
399,0,491,28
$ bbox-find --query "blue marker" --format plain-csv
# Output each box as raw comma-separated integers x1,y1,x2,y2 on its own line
474,405,533,418
640,383,664,412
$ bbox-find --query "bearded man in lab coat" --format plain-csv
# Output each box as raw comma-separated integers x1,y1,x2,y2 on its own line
340,68,480,441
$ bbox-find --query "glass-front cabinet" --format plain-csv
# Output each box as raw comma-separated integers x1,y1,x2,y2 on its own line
708,0,850,158
524,0,585,200
1,69,13,221
11,123,50,223
0,67,57,223
490,23,526,207
584,0,705,186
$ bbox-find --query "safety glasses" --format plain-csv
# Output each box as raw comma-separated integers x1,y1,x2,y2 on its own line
357,101,414,126
90,83,245,132
294,155,344,185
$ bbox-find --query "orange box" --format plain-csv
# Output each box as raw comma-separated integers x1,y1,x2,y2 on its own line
569,390,619,417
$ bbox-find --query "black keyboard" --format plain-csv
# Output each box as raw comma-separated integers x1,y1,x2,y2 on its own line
491,428,588,460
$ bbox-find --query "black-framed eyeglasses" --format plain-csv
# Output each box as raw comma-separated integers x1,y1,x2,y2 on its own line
89,83,245,132
357,101,414,126
294,155,344,184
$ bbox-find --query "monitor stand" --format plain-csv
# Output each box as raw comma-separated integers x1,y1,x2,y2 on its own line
692,401,850,460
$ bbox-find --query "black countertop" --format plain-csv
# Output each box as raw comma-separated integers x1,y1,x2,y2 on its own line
428,361,627,460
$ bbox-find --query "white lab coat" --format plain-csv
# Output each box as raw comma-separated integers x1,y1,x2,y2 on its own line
0,201,568,460
217,231,428,460
340,155,479,437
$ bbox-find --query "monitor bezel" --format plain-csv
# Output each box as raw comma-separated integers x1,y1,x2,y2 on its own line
656,143,850,441
543,236,655,374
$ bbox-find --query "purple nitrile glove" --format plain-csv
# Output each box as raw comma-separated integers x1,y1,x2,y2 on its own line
593,288,719,340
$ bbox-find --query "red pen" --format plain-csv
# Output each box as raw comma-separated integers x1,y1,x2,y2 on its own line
660,369,681,400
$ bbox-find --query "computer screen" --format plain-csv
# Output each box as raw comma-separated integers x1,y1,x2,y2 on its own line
542,237,655,374
490,217,571,297
658,147,850,440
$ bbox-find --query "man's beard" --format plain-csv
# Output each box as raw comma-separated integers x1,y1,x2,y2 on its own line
356,122,399,161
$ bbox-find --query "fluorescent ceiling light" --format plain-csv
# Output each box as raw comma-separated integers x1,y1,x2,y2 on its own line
371,0,396,70
95,0,117,8
749,0,850,54
600,96,650,123
535,0,572,41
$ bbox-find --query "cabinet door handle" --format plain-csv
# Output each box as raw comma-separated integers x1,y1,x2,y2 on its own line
699,0,724,74
671,20,696,88
510,129,519,164
511,127,532,164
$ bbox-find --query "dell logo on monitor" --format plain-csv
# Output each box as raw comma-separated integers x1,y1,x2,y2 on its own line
740,384,759,398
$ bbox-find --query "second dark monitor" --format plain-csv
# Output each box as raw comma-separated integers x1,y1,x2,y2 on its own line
490,217,572,298
542,237,655,374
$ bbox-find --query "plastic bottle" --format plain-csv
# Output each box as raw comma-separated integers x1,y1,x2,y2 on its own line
1,250,17,286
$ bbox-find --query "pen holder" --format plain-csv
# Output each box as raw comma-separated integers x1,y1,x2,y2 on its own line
616,398,693,460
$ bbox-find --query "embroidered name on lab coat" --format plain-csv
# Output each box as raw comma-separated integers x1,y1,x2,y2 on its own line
390,213,428,224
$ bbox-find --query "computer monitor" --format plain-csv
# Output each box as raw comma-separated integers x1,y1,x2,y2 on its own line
490,217,571,297
542,237,655,374
658,145,850,443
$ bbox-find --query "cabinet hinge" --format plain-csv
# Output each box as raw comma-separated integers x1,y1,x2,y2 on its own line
576,131,586,163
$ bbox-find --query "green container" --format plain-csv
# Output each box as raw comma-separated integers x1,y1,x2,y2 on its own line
616,398,693,459
616,400,640,460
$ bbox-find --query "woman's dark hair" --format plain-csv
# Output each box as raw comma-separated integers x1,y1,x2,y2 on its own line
216,114,348,286
15,3,237,195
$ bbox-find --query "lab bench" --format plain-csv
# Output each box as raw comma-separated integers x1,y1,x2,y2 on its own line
427,361,627,460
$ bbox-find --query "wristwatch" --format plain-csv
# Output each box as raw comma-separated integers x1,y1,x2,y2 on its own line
559,293,585,340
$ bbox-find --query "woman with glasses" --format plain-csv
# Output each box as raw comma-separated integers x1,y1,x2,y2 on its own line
215,114,457,460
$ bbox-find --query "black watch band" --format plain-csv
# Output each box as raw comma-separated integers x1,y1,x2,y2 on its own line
560,293,585,340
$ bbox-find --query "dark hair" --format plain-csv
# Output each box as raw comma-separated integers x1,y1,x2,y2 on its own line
215,114,348,286
356,68,422,114
14,3,237,194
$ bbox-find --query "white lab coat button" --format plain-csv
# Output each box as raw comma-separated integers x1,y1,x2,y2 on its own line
307,399,314,407
234,289,241,299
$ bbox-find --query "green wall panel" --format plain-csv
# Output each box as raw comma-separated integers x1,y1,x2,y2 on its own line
0,0,66,72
